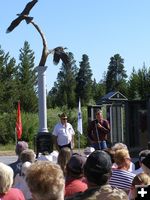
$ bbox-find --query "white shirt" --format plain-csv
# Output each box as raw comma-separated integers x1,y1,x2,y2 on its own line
37,150,59,163
132,167,143,175
52,122,75,146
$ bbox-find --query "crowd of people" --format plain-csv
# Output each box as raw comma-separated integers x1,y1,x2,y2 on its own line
0,111,150,200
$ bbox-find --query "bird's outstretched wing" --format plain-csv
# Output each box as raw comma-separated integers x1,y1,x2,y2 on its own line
59,52,70,65
53,47,69,65
6,0,38,33
6,16,24,33
20,0,38,16
53,53,61,65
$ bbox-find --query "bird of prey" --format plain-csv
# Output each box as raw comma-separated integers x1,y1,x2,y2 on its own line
6,0,38,33
52,47,70,65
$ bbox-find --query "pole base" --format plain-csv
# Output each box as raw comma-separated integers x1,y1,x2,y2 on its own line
35,132,53,158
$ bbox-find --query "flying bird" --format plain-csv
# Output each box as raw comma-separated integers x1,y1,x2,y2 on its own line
6,0,38,33
52,47,70,65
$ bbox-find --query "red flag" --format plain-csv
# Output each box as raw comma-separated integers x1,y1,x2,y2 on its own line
16,101,22,140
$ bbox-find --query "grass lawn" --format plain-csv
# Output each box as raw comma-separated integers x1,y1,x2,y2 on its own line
0,144,16,155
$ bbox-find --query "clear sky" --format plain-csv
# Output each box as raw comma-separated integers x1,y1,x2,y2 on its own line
1,0,150,91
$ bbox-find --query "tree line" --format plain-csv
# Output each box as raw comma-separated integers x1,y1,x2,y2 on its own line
0,41,150,144
1,41,150,113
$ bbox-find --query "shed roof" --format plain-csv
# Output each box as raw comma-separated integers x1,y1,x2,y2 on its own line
96,91,128,105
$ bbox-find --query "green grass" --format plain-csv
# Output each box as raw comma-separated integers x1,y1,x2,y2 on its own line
0,143,16,151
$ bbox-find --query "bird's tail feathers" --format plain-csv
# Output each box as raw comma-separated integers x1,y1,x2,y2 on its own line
25,17,33,24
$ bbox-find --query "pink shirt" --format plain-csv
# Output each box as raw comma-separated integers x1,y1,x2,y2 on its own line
0,188,25,200
65,177,88,197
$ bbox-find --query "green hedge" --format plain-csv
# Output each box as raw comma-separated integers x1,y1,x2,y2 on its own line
0,107,88,148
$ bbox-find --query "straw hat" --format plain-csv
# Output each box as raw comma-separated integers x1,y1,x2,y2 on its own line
58,113,67,119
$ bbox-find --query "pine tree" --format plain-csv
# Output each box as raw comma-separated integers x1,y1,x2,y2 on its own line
76,54,93,105
106,54,127,94
137,63,150,100
0,46,18,113
17,41,38,112
92,78,106,103
127,64,150,100
48,52,77,108
127,67,140,100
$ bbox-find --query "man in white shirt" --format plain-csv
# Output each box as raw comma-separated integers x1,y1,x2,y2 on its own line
52,113,75,151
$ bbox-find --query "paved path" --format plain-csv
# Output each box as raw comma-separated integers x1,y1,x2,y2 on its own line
0,155,17,165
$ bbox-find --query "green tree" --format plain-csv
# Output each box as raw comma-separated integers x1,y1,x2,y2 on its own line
0,46,18,113
127,64,150,100
137,63,150,100
17,41,38,112
92,79,106,103
127,67,140,100
48,52,77,108
47,82,59,108
76,54,93,105
106,54,128,94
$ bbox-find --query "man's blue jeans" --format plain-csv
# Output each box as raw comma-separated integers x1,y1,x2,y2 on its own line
91,140,107,150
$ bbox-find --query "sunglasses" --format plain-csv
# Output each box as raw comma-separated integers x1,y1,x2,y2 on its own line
96,113,102,115
125,157,131,161
62,118,67,120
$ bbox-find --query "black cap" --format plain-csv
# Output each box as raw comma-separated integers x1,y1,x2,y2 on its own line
84,150,112,185
67,153,87,174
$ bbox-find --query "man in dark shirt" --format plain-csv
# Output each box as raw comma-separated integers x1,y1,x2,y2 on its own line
87,109,110,150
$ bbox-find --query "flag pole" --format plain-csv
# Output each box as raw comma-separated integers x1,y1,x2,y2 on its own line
15,128,17,145
77,97,83,154
78,130,81,154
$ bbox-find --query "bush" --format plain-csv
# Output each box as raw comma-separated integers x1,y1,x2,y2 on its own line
0,107,88,148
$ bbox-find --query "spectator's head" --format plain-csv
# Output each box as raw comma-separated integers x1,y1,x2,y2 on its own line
26,160,65,200
130,172,150,199
97,185,128,200
66,153,87,178
111,142,128,151
0,162,14,194
57,147,72,176
104,148,115,164
132,172,150,186
20,149,36,163
21,161,31,176
84,150,112,186
139,149,150,164
84,146,95,157
114,148,131,170
141,153,150,175
15,141,28,156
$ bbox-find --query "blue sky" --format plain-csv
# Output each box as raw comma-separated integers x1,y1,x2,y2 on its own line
1,0,150,91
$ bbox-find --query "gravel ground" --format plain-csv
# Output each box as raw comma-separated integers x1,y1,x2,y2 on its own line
0,155,17,165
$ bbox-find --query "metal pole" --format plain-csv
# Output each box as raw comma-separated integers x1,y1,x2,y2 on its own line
95,121,101,150
78,131,81,154
110,106,113,144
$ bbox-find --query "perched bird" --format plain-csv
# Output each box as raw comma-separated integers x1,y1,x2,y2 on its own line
6,0,38,33
51,47,70,65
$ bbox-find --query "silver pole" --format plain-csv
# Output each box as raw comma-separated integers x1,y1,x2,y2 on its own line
37,66,48,133
78,131,81,154
95,121,101,150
